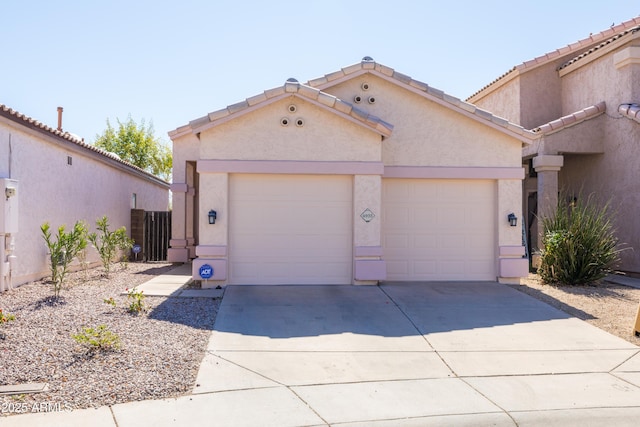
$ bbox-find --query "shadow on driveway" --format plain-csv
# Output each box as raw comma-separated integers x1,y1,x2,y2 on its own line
212,282,572,339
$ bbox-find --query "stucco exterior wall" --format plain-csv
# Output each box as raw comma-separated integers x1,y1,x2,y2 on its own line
323,75,521,167
471,78,522,126
519,65,563,129
556,40,640,271
0,118,169,288
199,97,381,162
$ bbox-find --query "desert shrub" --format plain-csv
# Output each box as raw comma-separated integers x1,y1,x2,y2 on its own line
538,193,622,285
72,325,121,352
88,216,133,277
41,221,89,297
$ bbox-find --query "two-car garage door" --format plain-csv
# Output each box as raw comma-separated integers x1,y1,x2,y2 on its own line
228,174,496,284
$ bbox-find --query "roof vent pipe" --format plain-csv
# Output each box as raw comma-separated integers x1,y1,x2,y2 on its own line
57,106,63,132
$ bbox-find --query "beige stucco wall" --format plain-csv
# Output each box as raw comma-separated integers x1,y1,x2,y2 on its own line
471,77,522,126
199,97,381,162
322,74,522,168
556,40,640,271
0,119,169,288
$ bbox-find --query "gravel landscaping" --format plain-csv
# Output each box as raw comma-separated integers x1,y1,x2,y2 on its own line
0,262,219,414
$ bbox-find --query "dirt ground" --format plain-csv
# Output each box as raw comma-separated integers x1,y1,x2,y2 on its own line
513,274,640,346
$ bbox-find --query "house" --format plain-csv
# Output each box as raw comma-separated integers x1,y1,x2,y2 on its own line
0,105,170,291
168,58,537,286
468,16,640,273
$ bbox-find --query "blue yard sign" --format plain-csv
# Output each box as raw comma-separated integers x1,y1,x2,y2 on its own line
199,264,214,279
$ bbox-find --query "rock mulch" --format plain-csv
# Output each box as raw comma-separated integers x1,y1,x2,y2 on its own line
0,262,219,414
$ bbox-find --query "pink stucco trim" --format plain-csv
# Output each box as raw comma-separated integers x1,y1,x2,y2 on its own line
354,246,384,257
499,246,526,257
195,245,228,257
354,260,387,281
499,258,529,278
170,239,188,247
170,183,188,193
197,160,385,175
384,166,525,179
167,248,189,263
192,258,227,281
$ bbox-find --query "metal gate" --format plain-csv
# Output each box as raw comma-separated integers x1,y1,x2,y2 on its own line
130,209,171,261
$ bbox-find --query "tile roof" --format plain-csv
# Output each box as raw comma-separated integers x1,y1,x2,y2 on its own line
307,57,537,142
619,103,640,123
532,102,606,135
171,78,394,139
468,16,640,100
558,25,640,71
0,103,168,185
172,58,538,143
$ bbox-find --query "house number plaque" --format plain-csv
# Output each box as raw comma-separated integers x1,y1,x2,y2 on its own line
360,208,375,223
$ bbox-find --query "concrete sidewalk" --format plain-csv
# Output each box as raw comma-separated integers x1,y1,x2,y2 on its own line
121,263,223,298
5,281,640,426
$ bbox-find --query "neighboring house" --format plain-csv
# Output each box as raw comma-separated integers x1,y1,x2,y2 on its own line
0,105,170,291
169,58,537,286
468,16,640,273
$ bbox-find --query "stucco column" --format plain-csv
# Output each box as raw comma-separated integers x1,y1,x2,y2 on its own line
191,172,228,287
533,154,564,247
353,175,386,285
167,184,189,263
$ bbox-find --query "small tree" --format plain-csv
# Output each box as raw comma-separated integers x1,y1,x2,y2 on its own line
94,116,172,181
538,193,622,285
88,216,133,277
41,221,88,297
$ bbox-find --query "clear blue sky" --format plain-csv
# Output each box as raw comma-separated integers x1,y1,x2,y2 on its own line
2,1,638,145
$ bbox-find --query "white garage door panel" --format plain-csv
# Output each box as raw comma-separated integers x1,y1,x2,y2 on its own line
230,174,352,285
383,179,496,281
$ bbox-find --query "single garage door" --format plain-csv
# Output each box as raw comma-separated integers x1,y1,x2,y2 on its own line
382,179,496,281
229,174,353,284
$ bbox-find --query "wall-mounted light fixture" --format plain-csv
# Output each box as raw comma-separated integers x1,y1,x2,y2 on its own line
508,213,517,227
208,210,217,224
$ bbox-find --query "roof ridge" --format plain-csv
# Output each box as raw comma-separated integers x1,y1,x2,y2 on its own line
305,57,536,141
533,101,606,135
468,16,640,100
176,77,393,138
0,103,167,184
558,24,640,71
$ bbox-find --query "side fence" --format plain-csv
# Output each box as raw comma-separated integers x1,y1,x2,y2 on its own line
130,209,171,262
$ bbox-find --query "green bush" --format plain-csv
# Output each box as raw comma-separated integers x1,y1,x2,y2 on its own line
88,216,133,277
72,325,121,352
41,221,88,298
538,193,622,285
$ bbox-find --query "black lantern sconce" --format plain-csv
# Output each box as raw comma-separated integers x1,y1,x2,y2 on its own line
208,210,217,225
508,213,518,227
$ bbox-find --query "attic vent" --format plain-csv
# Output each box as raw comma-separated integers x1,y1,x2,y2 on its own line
354,95,362,104
280,117,290,126
361,82,370,91
295,118,304,127
67,155,73,166
368,96,376,104
288,104,297,113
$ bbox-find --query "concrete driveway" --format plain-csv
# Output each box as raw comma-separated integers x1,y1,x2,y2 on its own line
23,281,640,426
152,281,640,426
